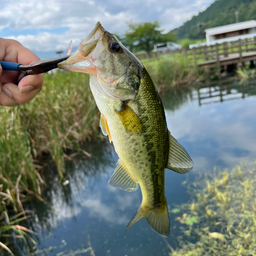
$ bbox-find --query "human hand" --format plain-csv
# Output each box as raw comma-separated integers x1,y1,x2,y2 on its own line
0,38,44,106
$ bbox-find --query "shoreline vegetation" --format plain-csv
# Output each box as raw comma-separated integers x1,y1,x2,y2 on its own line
0,71,99,254
143,54,202,90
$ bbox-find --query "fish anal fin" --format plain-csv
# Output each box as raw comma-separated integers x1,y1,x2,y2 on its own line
126,201,170,237
167,131,193,174
100,114,112,142
108,161,138,191
115,103,142,134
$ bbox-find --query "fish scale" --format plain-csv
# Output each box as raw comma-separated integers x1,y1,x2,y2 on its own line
130,69,169,207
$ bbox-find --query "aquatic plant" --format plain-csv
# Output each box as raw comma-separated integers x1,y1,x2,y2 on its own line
236,68,256,80
25,234,95,256
0,207,36,256
169,163,256,255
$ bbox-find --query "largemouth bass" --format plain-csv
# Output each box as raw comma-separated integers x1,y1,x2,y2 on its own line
58,22,193,237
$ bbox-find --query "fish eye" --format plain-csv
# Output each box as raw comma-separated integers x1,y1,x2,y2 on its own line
108,41,121,53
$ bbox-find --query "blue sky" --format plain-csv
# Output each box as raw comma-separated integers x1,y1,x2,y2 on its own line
1,0,215,58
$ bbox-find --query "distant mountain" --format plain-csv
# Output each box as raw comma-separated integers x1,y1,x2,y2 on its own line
171,0,256,40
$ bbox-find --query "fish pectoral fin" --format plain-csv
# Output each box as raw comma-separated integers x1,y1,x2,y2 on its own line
167,131,193,174
126,202,170,237
108,160,138,192
100,114,112,142
115,103,142,134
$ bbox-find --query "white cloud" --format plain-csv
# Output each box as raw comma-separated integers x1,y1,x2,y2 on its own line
81,194,130,225
0,0,215,53
165,97,256,172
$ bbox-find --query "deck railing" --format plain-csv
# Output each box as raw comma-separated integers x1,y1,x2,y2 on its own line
135,37,256,69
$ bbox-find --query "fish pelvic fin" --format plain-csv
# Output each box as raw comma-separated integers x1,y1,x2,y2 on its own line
126,201,170,237
100,114,112,142
167,131,193,174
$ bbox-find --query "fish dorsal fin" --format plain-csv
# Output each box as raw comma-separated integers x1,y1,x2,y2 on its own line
115,103,142,134
100,115,112,142
167,131,193,174
109,160,138,191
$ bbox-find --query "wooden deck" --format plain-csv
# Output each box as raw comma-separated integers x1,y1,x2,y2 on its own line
197,51,256,68
188,38,256,70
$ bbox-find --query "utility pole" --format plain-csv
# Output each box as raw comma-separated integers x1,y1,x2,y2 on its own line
235,11,239,23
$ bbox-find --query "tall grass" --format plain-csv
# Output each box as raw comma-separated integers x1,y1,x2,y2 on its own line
143,54,202,90
20,71,98,176
0,71,99,254
0,71,98,210
0,209,37,256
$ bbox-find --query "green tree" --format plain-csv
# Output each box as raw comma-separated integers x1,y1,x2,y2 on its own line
171,0,256,40
120,21,174,55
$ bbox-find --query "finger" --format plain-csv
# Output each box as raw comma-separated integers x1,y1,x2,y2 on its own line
18,73,44,93
1,83,41,106
0,85,19,106
0,39,22,62
0,63,2,94
1,70,20,85
0,39,40,64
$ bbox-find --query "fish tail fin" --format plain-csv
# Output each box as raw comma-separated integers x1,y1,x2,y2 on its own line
126,201,170,237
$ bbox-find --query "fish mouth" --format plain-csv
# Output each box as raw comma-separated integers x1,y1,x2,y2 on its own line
58,22,105,73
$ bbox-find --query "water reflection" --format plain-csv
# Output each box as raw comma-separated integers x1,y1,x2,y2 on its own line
165,79,256,173
10,78,256,256
160,86,193,112
194,79,256,106
23,140,115,239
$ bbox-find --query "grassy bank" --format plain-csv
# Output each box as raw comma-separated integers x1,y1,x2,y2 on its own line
142,54,202,90
168,163,256,255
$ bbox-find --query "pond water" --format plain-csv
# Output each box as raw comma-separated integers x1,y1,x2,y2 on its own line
12,79,256,256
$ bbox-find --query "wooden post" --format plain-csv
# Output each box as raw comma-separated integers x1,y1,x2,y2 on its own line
238,39,242,65
215,43,220,77
192,47,197,66
230,41,234,53
197,88,201,106
219,84,223,103
183,48,188,63
245,38,248,52
204,45,208,60
223,42,228,57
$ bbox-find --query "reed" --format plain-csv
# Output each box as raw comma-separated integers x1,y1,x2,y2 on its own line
0,70,98,210
142,54,202,90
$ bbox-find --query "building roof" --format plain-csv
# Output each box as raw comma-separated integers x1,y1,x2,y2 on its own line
205,20,256,36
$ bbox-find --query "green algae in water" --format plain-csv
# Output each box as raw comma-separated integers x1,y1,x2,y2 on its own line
170,162,256,256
